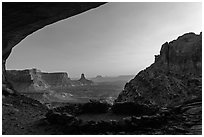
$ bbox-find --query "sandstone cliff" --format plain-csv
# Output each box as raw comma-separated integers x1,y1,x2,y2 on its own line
7,69,71,92
116,32,202,106
41,72,72,87
7,69,49,92
7,69,94,93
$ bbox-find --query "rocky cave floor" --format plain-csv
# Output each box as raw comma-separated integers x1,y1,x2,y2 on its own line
2,93,202,135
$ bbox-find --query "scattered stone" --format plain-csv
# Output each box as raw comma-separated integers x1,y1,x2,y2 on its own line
81,100,110,114
46,110,77,125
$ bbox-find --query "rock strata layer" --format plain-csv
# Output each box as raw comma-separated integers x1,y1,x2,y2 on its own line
7,69,94,93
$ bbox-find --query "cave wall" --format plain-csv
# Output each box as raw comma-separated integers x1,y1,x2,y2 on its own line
2,2,106,91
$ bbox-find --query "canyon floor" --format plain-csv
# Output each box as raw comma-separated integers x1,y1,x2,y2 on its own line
2,92,202,135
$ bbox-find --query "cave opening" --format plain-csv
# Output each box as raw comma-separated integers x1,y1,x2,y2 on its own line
4,3,135,106
2,3,202,135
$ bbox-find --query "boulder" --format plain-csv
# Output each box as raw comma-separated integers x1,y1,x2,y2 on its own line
46,110,76,125
112,102,158,116
81,99,110,114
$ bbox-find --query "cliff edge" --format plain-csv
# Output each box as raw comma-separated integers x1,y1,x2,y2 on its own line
7,69,94,93
116,32,202,106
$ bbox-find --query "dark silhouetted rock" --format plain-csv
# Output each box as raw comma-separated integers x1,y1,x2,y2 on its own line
43,97,201,134
112,102,158,116
80,73,85,79
46,110,76,125
116,32,202,107
78,73,93,85
81,99,110,114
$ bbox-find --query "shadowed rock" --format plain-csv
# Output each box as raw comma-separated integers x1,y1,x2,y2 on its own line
44,97,201,134
116,32,202,107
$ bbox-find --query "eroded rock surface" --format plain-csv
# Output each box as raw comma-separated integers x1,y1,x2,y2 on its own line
116,32,202,106
7,69,94,93
44,97,201,134
7,69,69,92
2,86,201,134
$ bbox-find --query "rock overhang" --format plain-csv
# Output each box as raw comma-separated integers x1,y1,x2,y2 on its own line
2,2,106,91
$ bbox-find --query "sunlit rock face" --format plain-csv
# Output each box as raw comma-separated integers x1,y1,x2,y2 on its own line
155,32,202,75
7,69,69,92
116,32,202,106
2,2,106,93
7,69,47,92
7,69,94,93
41,72,72,87
6,69,62,92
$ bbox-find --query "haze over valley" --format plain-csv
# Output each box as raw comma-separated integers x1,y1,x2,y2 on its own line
7,2,201,78
2,2,202,135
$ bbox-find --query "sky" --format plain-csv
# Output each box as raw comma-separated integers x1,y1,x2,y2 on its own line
7,2,202,78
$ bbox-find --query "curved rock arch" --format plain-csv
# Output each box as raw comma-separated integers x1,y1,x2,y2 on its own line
2,2,106,94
